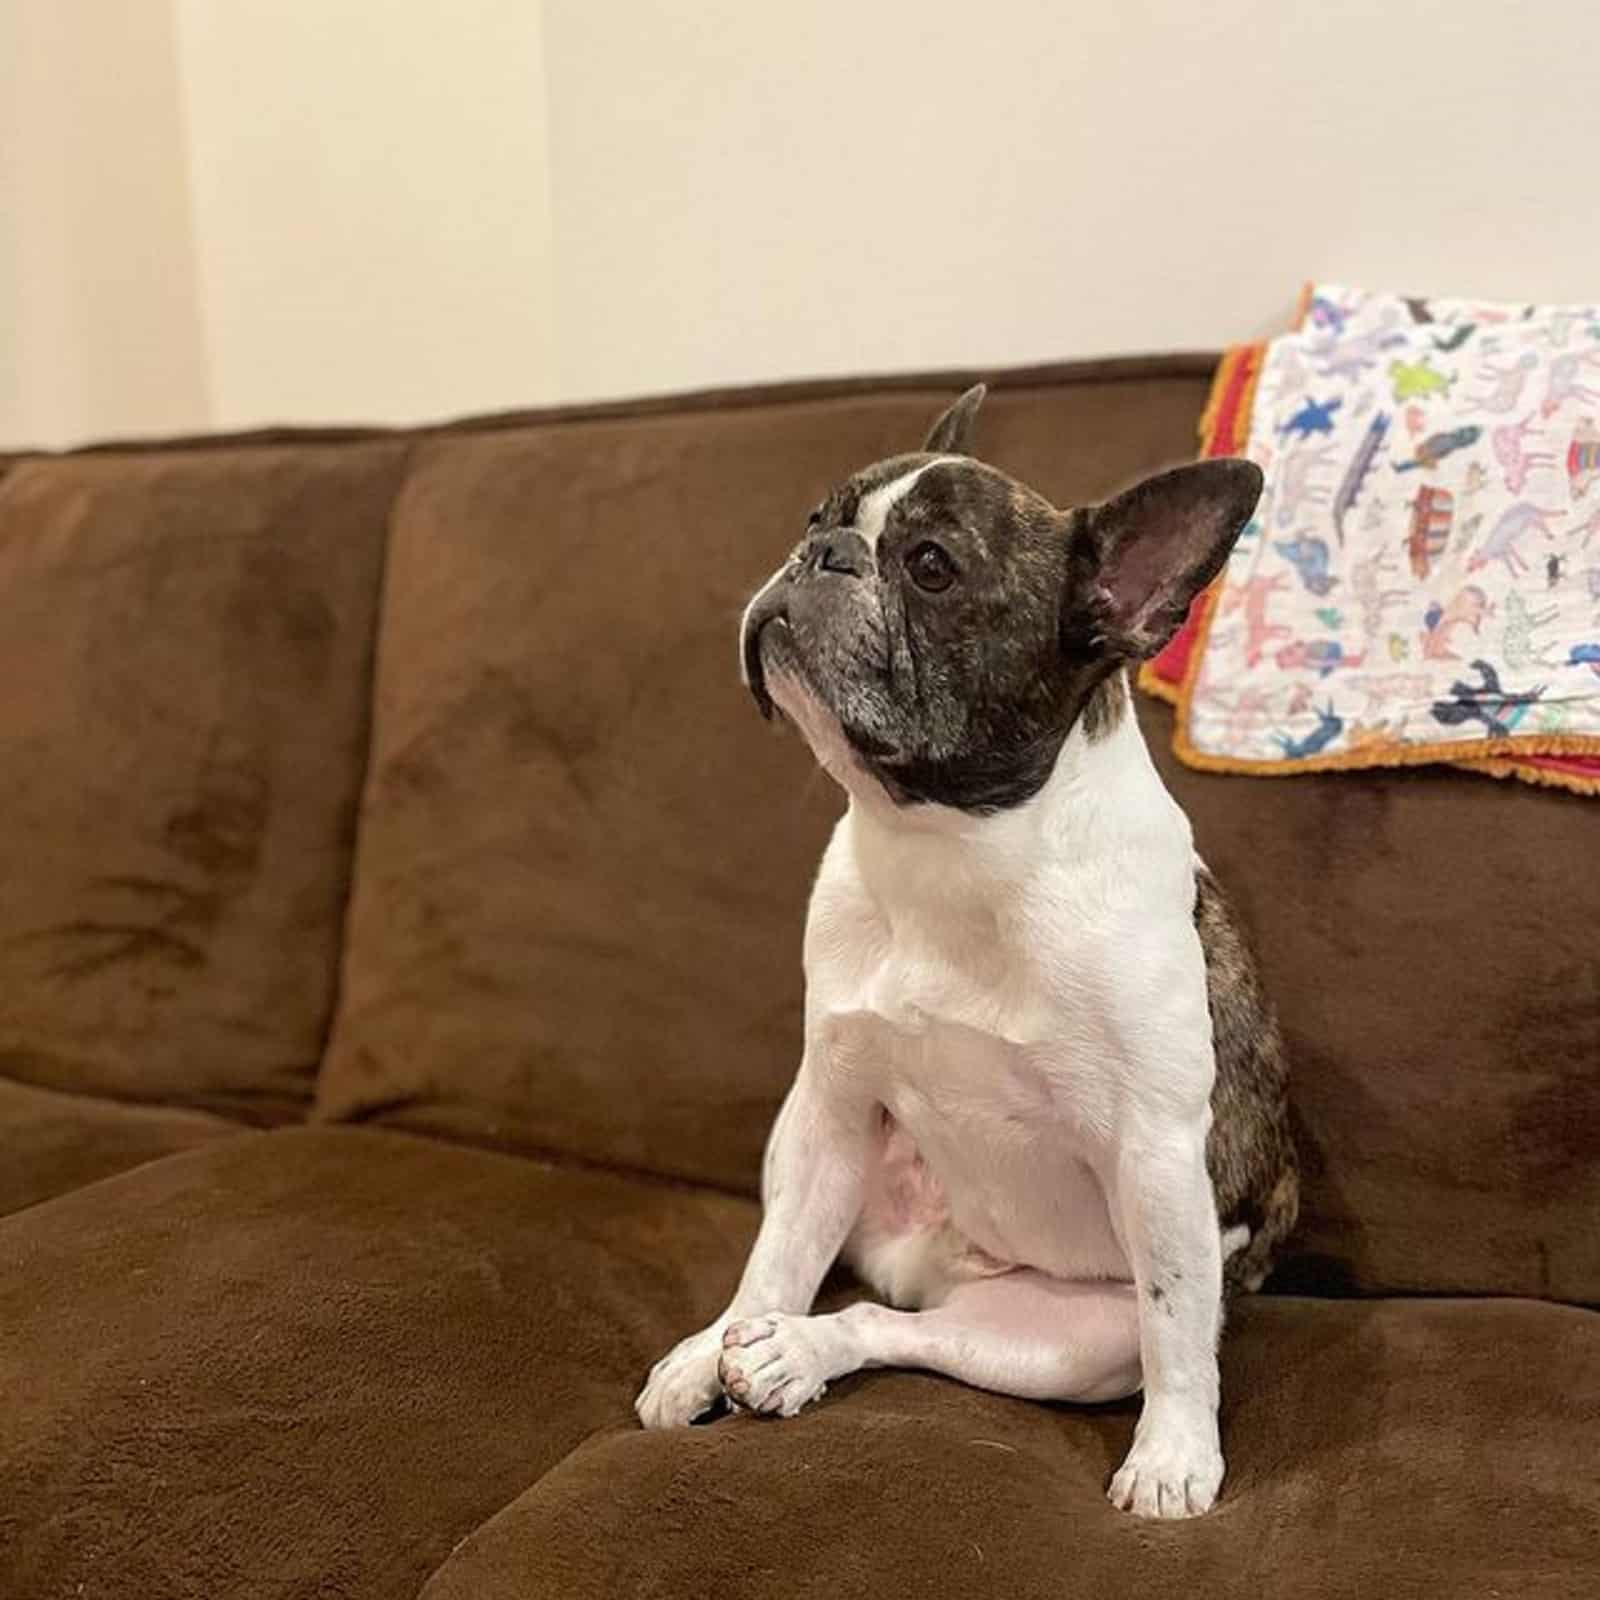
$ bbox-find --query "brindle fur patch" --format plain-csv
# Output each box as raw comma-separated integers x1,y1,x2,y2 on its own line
1078,668,1129,743
1195,866,1300,1294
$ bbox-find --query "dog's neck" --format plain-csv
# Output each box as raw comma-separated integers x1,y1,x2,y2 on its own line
839,676,1169,902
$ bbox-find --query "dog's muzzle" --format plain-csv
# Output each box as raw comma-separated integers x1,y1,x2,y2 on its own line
741,531,871,718
740,580,790,719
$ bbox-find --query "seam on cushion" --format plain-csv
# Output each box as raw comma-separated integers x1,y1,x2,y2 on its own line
306,440,426,1094
0,1129,265,1225
0,1074,245,1124
1256,1283,1600,1312
0,1069,278,1129
3,352,1221,460
413,1421,635,1600
333,1118,763,1208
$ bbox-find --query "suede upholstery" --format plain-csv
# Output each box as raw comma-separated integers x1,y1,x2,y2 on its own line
316,376,1599,1302
0,443,408,1121
423,1296,1599,1600
2,360,1595,1599
318,374,1218,1191
0,1075,244,1217
1144,699,1600,1303
0,1129,752,1600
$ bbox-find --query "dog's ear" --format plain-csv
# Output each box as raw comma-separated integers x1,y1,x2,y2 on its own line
1082,459,1262,657
922,384,987,454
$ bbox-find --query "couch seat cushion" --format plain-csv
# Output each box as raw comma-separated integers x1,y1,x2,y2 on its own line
422,1295,1600,1600
0,1127,754,1600
0,1075,247,1216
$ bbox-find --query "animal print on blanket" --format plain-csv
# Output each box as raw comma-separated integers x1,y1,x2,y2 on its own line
1180,283,1600,784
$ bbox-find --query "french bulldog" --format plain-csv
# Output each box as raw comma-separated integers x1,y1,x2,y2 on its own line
636,386,1298,1519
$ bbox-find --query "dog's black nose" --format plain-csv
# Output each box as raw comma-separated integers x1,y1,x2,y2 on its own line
806,530,867,577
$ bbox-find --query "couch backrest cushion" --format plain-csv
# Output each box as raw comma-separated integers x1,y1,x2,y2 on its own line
1144,704,1600,1304
315,361,1596,1303
0,442,407,1121
317,367,1215,1188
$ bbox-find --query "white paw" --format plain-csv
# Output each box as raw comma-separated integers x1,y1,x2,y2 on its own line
1107,1407,1224,1519
717,1313,831,1419
635,1324,726,1429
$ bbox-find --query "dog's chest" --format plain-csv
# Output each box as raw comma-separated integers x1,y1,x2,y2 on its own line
816,907,1129,1276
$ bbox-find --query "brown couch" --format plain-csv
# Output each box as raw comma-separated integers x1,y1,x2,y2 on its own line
2,357,1595,1600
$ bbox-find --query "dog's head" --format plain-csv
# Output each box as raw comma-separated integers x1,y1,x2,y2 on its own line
740,385,1261,813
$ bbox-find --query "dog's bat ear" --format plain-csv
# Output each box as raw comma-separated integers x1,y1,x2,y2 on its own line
921,384,987,455
1083,458,1263,658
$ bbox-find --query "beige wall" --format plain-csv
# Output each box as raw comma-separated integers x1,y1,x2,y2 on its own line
0,1,210,449
173,1,557,432
3,2,556,448
543,0,1600,400
6,1,1599,445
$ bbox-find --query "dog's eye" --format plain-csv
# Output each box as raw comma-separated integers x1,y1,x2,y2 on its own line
906,541,957,593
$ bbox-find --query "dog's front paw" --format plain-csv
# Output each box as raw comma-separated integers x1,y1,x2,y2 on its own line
635,1324,726,1428
717,1313,831,1418
1107,1405,1224,1519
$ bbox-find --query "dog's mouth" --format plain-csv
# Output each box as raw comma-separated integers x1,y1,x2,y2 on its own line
742,576,804,720
739,577,912,793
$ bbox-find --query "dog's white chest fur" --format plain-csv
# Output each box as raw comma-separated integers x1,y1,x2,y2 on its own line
829,997,1128,1286
804,710,1209,1299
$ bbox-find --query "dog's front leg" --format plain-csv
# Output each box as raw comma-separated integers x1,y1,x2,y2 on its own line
635,1054,871,1428
1106,1102,1226,1519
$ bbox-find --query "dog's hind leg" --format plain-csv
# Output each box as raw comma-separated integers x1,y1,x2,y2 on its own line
717,1270,1141,1417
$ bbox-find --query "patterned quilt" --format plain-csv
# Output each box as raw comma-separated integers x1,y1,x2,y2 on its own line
1142,283,1600,796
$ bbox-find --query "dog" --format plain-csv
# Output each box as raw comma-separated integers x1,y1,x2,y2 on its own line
636,386,1298,1519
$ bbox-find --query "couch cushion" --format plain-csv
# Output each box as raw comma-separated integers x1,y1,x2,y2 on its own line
0,1127,754,1600
422,1294,1600,1600
0,1075,246,1216
0,443,407,1121
315,360,1599,1301
317,363,1215,1190
1140,694,1600,1304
